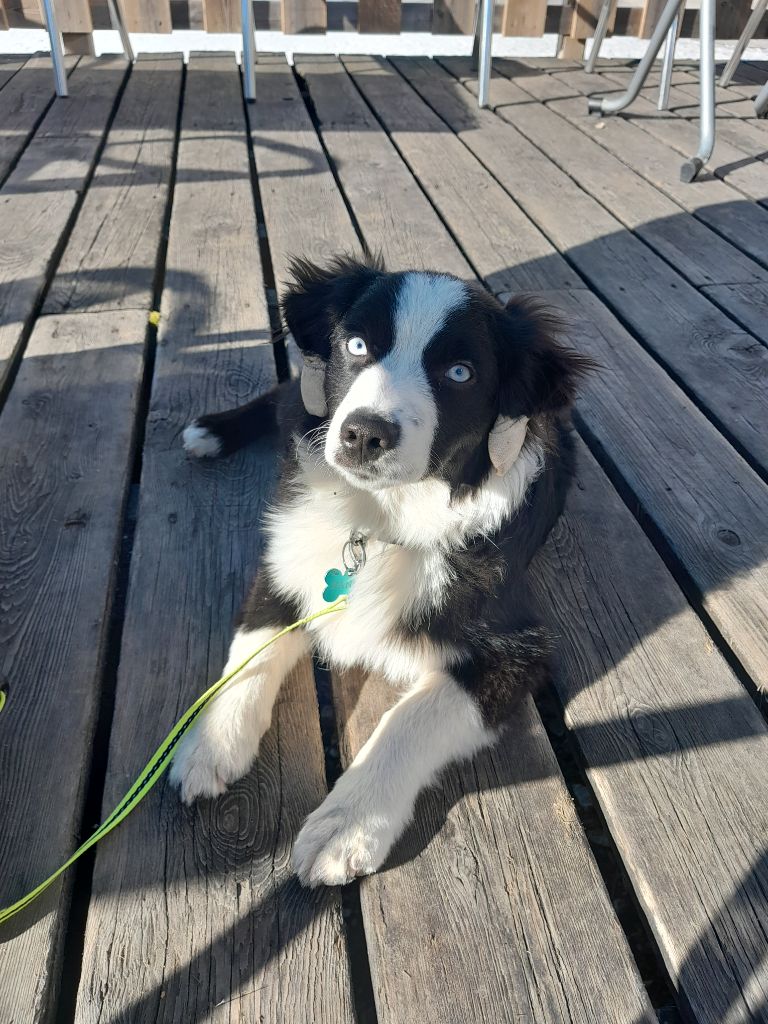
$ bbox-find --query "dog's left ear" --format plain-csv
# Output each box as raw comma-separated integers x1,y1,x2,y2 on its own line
489,297,594,475
282,254,384,417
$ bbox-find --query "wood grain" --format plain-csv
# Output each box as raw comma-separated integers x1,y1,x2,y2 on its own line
454,63,768,351
248,55,361,285
55,0,92,35
295,56,471,278
0,53,78,185
395,57,768,476
358,0,400,32
432,0,475,34
532,436,768,1023
299,54,655,1024
202,0,239,32
72,54,354,1024
502,0,548,36
0,308,149,1024
121,0,171,33
369,59,768,695
45,54,183,316
281,0,326,32
0,55,27,85
0,57,127,398
333,672,656,1024
540,67,768,267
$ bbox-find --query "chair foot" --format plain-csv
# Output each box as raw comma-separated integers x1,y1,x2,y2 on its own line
680,157,703,182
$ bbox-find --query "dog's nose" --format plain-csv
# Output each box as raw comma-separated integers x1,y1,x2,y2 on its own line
339,412,401,466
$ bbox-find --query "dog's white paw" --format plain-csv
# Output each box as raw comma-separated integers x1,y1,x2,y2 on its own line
292,794,397,887
183,421,222,459
170,720,259,804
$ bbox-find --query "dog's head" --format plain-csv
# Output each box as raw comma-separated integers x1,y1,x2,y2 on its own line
282,254,591,493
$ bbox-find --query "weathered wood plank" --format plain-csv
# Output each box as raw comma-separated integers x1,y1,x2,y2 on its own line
248,54,361,283
299,55,656,1024
333,671,655,1024
0,56,183,1024
367,60,768,697
45,54,182,316
536,84,768,269
54,0,91,34
294,57,471,278
394,58,768,476
441,56,767,292
0,307,150,1024
358,0,400,32
501,0,548,36
432,0,474,33
345,55,580,294
0,56,128,399
0,53,77,186
73,54,354,1024
121,0,171,33
533,436,768,1024
281,0,326,32
593,67,768,198
202,0,239,33
0,54,27,87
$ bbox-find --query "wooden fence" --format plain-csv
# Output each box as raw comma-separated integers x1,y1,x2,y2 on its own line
0,0,764,60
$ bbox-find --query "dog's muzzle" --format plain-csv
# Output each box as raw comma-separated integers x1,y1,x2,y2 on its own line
336,411,401,469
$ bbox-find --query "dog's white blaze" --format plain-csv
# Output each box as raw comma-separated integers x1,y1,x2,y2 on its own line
292,670,494,886
325,272,468,487
170,625,308,802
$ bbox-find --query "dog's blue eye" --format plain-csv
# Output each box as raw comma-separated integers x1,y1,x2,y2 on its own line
445,363,473,383
347,337,367,357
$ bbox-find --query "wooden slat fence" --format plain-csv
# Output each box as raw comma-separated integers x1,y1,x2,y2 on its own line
3,0,765,60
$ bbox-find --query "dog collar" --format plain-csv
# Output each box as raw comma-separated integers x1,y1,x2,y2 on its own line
322,530,368,603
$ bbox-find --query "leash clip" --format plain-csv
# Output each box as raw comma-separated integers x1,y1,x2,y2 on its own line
342,531,367,576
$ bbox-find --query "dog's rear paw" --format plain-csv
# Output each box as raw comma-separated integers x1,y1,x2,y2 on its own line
183,420,222,459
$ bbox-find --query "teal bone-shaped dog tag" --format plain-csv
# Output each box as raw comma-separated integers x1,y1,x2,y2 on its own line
323,568,354,603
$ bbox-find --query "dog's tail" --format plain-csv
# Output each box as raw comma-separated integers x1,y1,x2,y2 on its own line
183,385,285,459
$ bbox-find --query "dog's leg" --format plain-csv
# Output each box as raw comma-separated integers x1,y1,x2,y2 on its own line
170,578,307,803
183,385,284,459
292,670,495,887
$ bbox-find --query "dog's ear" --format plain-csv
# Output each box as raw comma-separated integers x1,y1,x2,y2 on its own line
488,297,594,475
282,254,384,417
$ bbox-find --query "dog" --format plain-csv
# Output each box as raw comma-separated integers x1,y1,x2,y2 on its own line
169,254,592,887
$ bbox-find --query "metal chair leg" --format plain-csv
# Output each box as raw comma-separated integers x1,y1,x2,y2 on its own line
587,0,683,114
680,0,715,181
720,0,767,86
241,0,256,101
106,0,134,62
585,0,614,73
42,0,68,97
477,0,493,108
756,78,768,117
658,0,684,109
471,0,481,71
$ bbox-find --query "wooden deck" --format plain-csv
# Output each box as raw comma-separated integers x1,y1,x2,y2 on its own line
1,50,768,1024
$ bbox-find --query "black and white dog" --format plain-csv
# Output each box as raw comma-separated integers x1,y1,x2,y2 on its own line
170,255,591,887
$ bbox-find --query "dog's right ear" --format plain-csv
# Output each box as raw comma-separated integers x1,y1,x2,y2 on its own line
282,254,384,417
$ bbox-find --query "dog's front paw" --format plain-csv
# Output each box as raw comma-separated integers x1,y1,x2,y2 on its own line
170,721,257,804
292,795,397,887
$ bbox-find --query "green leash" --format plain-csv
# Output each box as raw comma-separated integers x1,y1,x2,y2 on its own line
0,595,348,927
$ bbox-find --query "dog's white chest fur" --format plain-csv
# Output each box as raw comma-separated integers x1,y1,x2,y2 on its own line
263,477,454,683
